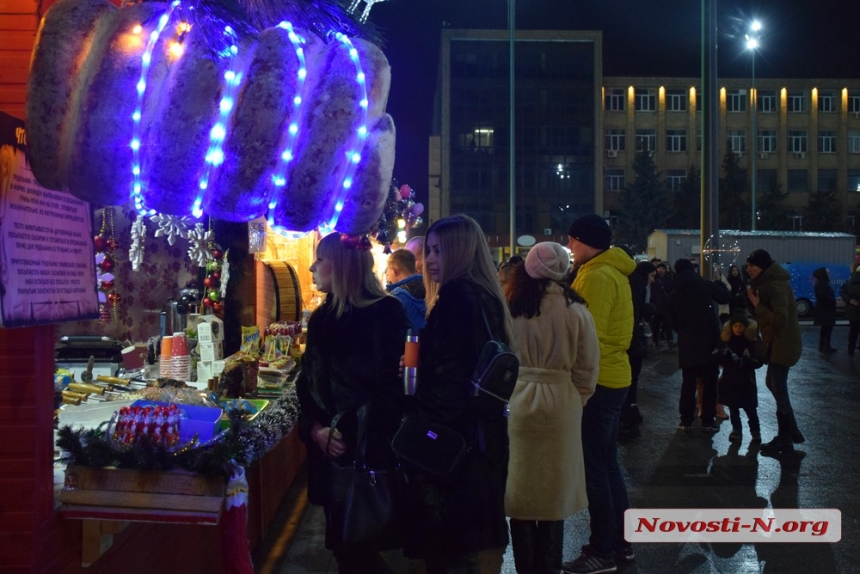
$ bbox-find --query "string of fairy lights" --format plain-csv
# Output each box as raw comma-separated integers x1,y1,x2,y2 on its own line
127,5,373,238
266,20,309,238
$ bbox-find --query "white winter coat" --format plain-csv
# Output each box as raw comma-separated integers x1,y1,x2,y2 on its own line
505,283,600,520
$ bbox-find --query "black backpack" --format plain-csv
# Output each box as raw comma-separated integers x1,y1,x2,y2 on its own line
470,307,519,418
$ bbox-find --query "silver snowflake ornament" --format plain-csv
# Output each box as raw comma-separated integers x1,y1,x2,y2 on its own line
129,215,146,272
150,213,191,245
187,223,215,267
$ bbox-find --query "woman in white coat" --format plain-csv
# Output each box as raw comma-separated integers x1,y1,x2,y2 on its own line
503,242,600,574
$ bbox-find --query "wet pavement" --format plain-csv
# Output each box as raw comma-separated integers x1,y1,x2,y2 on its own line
253,324,860,574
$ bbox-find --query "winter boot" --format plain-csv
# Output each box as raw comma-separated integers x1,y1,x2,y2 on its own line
535,520,564,574
510,519,537,574
761,412,794,456
787,412,805,444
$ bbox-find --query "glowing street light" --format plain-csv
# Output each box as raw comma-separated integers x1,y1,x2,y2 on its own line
746,19,762,230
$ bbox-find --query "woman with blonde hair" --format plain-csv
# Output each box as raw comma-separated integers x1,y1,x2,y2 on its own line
403,214,515,574
296,232,409,573
504,242,599,574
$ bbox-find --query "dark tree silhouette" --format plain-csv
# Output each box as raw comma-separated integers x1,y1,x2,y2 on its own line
755,180,791,230
615,149,671,251
667,165,700,229
803,190,840,231
719,143,749,230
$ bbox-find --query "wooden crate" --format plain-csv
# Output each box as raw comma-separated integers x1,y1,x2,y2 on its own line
59,466,226,523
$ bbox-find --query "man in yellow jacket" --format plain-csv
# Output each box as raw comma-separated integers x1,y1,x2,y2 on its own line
563,214,635,574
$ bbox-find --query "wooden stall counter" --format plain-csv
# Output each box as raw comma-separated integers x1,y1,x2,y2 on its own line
53,426,305,571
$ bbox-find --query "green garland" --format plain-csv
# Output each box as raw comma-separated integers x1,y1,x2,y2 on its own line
56,384,301,479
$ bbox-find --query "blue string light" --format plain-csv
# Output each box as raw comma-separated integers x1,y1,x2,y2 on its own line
196,26,243,218
318,33,368,235
267,21,309,239
131,0,181,216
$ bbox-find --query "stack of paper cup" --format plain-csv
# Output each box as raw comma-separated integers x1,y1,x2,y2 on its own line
160,336,174,379
171,332,191,381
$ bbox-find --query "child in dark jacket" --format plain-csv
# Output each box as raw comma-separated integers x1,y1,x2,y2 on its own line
718,309,764,442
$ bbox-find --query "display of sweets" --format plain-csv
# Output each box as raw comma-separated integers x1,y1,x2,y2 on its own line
261,322,301,364
113,404,181,447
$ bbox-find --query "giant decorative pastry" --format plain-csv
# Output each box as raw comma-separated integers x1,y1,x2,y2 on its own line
25,0,118,190
25,1,395,234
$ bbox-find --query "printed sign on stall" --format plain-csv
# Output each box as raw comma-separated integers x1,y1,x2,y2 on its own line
0,111,99,327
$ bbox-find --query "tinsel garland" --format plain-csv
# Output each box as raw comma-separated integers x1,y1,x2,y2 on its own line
56,384,301,479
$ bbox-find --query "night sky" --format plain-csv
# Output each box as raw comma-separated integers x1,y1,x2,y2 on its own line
368,0,860,203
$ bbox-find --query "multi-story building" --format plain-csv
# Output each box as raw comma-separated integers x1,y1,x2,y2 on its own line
431,29,860,249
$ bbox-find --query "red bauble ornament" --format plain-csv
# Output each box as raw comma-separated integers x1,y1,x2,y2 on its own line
203,297,213,307
211,249,223,260
99,279,114,292
212,271,221,281
203,276,214,288
99,256,115,273
93,235,108,252
108,292,121,303
106,238,119,252
213,301,224,313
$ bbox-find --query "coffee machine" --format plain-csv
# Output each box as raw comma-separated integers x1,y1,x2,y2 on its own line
166,287,201,335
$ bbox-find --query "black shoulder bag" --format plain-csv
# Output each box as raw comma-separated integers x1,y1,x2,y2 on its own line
326,403,404,543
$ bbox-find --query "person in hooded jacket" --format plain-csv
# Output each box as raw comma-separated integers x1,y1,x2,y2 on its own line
812,267,838,354
840,265,860,357
746,249,804,456
718,309,764,442
503,242,599,574
668,258,733,433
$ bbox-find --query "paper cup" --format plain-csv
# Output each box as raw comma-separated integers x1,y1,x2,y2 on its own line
121,345,144,370
161,336,174,358
172,332,188,356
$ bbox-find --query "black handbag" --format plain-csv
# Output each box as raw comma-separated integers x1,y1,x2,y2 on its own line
326,403,404,543
470,307,519,418
391,413,469,478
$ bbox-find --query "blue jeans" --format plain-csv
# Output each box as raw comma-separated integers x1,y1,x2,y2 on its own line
765,363,793,415
582,385,629,557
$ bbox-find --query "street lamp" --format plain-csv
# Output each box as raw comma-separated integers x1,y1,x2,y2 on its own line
508,0,515,256
746,19,762,230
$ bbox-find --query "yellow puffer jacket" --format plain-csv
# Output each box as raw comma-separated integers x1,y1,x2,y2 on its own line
572,246,635,389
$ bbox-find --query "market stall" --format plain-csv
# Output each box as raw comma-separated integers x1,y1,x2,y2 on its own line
0,0,425,570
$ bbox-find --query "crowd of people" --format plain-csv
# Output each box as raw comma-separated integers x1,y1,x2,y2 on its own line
295,212,855,574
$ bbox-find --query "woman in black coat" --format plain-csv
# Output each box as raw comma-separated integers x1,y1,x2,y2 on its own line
296,232,409,573
404,214,515,574
813,267,838,354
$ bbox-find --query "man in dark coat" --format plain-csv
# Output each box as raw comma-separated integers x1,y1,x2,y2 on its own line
746,249,804,455
649,263,675,348
669,258,733,432
619,260,656,440
812,267,837,354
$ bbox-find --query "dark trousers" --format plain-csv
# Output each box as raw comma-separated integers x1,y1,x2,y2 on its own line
729,406,760,434
333,547,394,574
848,320,860,354
424,553,480,574
679,363,718,426
509,519,564,574
650,313,674,343
819,325,834,350
765,363,794,416
582,385,629,557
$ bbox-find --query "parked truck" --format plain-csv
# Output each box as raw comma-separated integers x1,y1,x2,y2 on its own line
647,229,858,317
